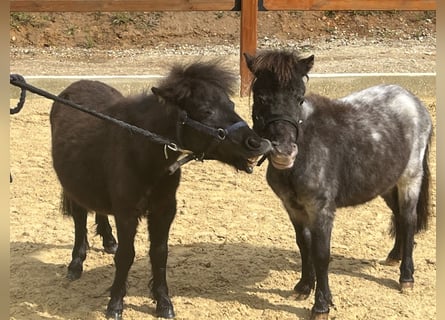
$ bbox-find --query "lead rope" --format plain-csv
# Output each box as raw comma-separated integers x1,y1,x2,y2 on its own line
9,74,195,178
10,74,27,115
10,75,28,182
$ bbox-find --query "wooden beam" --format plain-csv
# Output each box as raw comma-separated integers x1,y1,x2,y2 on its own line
11,0,436,12
10,0,237,12
240,0,257,97
263,0,436,11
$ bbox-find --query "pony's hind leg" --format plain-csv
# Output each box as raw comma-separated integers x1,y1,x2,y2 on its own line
395,178,423,291
381,187,403,266
62,194,90,280
95,213,118,254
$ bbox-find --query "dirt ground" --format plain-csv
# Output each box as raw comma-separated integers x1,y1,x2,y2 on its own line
10,10,436,320
9,93,436,320
10,11,436,50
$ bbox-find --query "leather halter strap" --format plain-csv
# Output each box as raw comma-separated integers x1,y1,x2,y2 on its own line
254,113,304,167
178,110,248,141
168,110,248,174
263,114,300,130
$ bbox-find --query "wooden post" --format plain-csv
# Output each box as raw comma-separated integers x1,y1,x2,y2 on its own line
240,0,258,97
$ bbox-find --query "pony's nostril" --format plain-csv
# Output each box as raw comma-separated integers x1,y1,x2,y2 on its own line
245,136,262,150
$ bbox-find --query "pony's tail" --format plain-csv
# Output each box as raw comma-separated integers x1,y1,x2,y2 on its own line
416,136,432,233
60,190,75,216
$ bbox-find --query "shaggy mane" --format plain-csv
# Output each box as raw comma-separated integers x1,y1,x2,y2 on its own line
250,50,306,86
157,60,237,99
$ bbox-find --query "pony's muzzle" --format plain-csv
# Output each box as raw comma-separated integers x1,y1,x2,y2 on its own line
243,137,272,172
270,142,298,170
245,136,272,153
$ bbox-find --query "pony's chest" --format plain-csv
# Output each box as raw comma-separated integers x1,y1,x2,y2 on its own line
265,164,335,213
266,167,305,204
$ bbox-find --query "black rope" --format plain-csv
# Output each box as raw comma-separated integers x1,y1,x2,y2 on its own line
9,74,201,182
9,74,188,153
10,74,27,115
10,74,28,183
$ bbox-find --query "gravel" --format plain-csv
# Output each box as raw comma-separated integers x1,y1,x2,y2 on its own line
10,36,436,76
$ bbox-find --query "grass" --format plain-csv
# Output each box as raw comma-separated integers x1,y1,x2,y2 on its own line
82,35,96,49
10,12,35,29
110,12,134,25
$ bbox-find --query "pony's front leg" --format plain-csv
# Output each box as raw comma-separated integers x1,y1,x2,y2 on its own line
149,214,175,319
310,210,334,320
106,214,139,320
291,222,315,299
147,173,180,319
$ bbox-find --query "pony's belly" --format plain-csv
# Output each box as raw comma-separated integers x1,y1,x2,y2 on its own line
61,179,112,212
53,157,112,212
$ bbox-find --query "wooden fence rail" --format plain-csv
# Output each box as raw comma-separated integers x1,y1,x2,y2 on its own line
10,0,436,95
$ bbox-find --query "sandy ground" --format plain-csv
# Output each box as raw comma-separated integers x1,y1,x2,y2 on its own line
9,7,437,320
10,73,436,319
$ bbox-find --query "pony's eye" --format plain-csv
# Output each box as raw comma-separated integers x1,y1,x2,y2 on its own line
203,109,215,117
299,98,305,106
195,104,214,119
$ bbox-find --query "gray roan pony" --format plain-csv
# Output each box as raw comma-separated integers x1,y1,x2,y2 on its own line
244,50,432,320
50,61,271,319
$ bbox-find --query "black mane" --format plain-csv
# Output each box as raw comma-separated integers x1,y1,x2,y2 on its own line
156,60,237,100
248,50,308,87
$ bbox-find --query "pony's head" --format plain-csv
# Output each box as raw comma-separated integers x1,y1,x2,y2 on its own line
152,60,271,173
245,50,314,169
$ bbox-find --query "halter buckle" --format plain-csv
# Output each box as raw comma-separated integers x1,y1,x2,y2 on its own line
217,128,227,140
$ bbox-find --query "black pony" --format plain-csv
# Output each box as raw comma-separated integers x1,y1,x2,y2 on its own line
50,61,271,319
245,50,432,320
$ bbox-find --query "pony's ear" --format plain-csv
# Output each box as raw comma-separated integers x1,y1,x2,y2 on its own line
151,87,161,96
243,52,255,73
152,85,190,105
299,54,315,75
151,87,166,104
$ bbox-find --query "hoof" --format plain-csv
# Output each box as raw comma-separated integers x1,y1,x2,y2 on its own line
293,291,310,300
381,257,400,266
400,281,414,293
106,310,123,320
156,304,175,319
311,312,329,320
293,282,313,301
104,243,118,254
67,269,82,281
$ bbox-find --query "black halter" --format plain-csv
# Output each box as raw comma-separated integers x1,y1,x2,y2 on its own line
254,113,303,141
261,114,300,130
178,110,248,141
253,113,304,167
167,110,248,174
